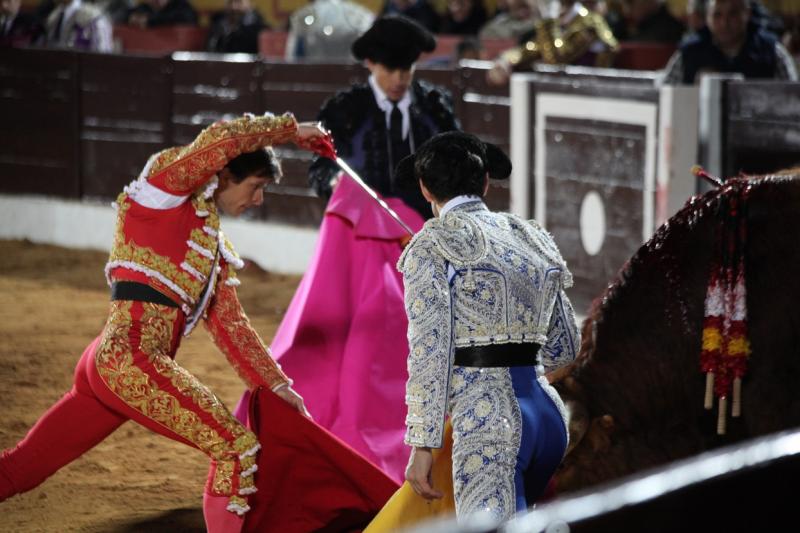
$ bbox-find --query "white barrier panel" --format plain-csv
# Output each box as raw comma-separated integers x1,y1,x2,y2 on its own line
0,195,319,275
508,71,700,304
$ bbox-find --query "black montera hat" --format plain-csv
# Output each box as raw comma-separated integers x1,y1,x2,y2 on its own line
395,131,512,195
351,15,436,69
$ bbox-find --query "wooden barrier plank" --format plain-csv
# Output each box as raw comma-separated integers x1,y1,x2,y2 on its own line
171,53,264,144
80,53,172,199
260,60,366,121
0,48,80,198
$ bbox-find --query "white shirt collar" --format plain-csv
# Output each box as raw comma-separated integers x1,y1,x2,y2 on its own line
368,74,412,140
439,195,483,217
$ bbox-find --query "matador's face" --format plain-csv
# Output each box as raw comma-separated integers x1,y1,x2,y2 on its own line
215,175,270,217
366,60,415,103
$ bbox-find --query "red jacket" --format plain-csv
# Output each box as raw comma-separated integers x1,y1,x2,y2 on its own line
105,112,298,391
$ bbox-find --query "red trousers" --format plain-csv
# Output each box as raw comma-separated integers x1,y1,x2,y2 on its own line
0,300,258,513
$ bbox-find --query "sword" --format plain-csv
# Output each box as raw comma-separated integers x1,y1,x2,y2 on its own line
334,157,414,236
302,129,415,236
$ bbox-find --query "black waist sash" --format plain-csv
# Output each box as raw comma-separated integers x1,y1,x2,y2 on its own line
111,281,179,308
454,342,542,368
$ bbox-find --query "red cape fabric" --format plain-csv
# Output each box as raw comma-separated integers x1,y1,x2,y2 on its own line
242,387,400,533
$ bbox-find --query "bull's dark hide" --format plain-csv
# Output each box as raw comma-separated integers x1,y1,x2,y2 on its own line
553,170,800,495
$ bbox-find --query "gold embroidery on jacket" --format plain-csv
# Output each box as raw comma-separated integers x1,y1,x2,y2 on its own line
204,268,289,390
110,239,206,295
107,194,224,305
212,461,235,495
184,248,212,279
190,227,217,252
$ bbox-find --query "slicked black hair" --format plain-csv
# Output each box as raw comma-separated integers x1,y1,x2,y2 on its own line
225,147,282,183
395,131,511,202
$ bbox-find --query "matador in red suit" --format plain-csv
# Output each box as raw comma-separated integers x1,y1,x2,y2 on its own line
0,112,325,517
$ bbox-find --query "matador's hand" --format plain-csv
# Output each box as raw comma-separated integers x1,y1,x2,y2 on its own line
295,122,337,159
274,386,312,419
405,447,443,500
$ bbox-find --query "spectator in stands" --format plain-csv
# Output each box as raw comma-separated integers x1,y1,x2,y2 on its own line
439,0,487,35
479,0,538,41
381,0,440,33
661,0,798,84
684,0,781,43
127,0,197,28
285,0,374,61
421,34,483,66
487,1,618,85
617,0,685,43
43,0,113,51
1,0,43,46
206,0,265,54
686,0,707,35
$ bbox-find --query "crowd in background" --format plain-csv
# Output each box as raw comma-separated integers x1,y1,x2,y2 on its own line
0,0,798,79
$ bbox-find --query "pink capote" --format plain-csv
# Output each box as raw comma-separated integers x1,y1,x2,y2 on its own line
271,176,425,483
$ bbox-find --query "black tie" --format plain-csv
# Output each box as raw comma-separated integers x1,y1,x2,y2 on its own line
388,102,411,191
390,104,403,146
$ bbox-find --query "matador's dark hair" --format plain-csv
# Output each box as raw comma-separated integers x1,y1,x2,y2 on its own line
225,147,283,184
395,131,511,202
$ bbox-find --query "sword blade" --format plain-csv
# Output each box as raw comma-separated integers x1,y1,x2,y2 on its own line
335,156,414,236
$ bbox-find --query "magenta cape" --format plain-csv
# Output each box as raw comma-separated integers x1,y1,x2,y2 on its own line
271,177,425,483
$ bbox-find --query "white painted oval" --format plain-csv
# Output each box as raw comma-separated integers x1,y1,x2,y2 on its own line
579,190,606,256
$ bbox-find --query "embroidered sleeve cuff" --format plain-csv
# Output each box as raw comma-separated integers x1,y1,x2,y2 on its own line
404,425,443,449
262,365,292,391
405,401,444,449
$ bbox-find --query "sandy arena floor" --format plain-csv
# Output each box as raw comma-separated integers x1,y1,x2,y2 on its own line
0,240,302,532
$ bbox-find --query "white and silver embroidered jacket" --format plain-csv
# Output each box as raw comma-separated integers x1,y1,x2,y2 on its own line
397,201,580,448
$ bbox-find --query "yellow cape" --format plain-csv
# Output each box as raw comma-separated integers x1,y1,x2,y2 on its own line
364,422,456,531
